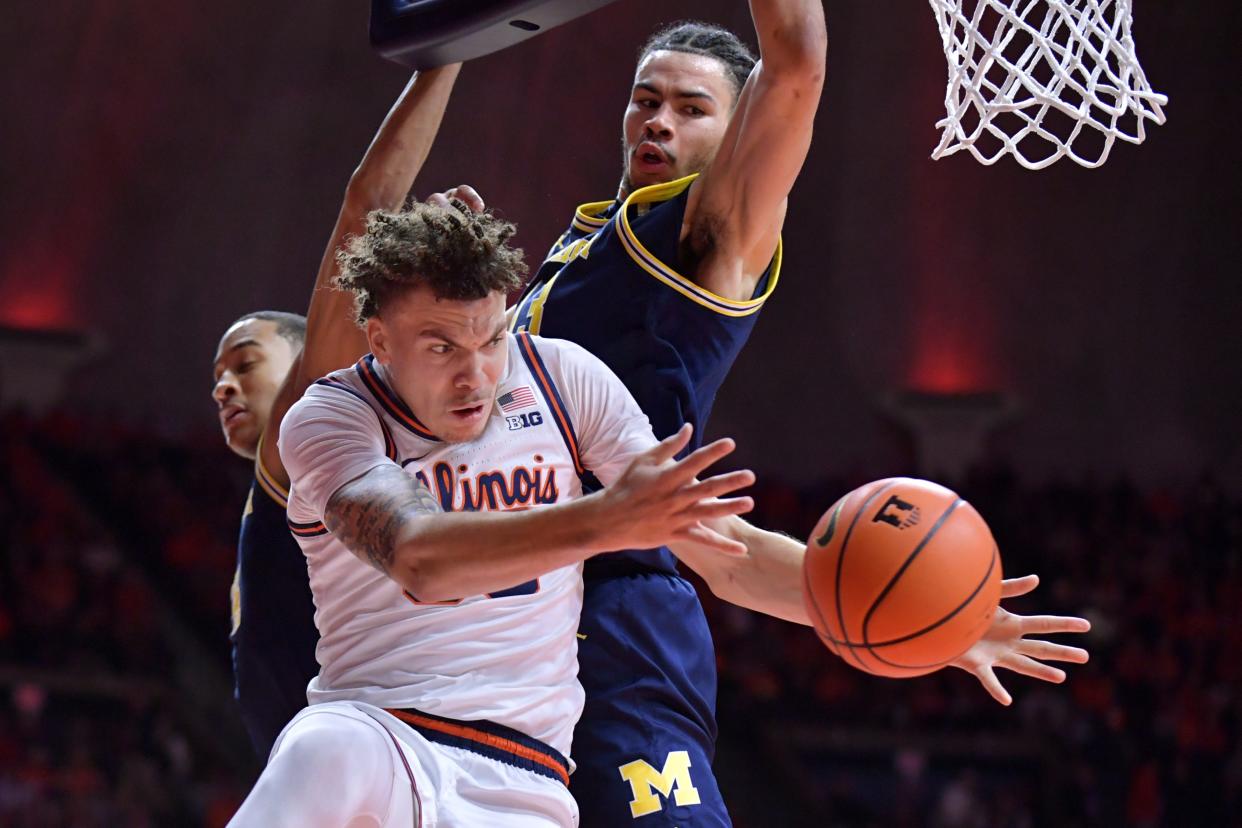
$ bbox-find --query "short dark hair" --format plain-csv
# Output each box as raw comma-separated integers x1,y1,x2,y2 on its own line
639,21,757,99
335,201,528,324
232,311,306,348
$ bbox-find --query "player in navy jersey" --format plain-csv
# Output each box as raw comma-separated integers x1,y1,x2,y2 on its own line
503,6,829,823
213,311,318,760
211,65,466,759
502,5,1086,825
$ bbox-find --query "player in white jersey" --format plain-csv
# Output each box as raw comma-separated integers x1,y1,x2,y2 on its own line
285,333,656,758
228,200,757,827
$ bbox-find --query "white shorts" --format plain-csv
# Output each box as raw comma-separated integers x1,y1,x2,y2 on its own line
229,701,579,828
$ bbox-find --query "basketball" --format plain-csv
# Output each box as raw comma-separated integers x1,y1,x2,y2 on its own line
803,478,1003,678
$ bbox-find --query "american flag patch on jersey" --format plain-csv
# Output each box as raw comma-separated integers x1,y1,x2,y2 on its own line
497,386,537,412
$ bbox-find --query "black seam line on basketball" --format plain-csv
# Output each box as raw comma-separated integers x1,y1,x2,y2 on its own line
865,544,999,669
861,498,963,648
865,541,998,648
805,499,844,658
835,481,899,672
864,545,997,669
811,538,998,651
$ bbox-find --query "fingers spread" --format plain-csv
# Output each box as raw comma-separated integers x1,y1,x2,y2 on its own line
1015,639,1090,664
676,524,748,557
681,470,755,502
998,653,1066,684
1019,615,1092,636
671,437,738,482
682,496,754,523
648,424,693,465
974,664,1012,706
1000,574,1039,598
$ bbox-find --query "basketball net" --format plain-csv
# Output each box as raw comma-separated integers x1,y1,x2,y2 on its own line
928,0,1167,169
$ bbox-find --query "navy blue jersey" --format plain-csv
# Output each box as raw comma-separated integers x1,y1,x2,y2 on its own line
511,174,779,574
510,174,780,825
512,173,778,448
229,451,320,759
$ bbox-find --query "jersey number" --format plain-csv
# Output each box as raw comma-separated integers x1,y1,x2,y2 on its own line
404,578,539,606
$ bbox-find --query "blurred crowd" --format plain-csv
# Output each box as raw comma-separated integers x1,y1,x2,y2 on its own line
1,408,1238,826
706,466,1242,827
0,412,245,826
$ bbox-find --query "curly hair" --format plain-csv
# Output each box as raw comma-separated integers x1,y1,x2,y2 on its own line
335,201,528,324
638,21,757,99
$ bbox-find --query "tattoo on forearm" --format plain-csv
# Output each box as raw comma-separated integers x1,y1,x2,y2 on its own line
325,467,442,575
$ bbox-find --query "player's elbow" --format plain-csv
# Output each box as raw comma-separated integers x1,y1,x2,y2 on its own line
343,166,405,215
761,25,827,84
388,530,461,604
389,553,451,603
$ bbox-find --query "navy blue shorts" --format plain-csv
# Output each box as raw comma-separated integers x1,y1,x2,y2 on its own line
570,570,731,826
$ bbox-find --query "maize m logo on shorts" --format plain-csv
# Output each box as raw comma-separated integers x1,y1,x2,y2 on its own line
618,751,701,818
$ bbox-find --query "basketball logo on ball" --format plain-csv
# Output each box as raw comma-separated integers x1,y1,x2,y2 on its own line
803,478,1002,678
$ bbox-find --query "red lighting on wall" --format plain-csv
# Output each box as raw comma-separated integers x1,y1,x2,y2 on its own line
907,323,995,394
901,36,1002,397
0,245,80,331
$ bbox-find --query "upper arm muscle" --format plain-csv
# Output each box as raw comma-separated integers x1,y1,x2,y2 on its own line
323,464,442,578
685,52,825,299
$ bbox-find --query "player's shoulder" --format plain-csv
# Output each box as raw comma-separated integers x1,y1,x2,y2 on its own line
514,331,591,359
512,332,607,378
284,363,375,428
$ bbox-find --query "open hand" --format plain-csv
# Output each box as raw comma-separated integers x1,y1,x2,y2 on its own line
598,424,754,557
950,574,1091,705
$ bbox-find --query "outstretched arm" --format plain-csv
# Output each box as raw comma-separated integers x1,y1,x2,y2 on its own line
260,65,461,487
672,518,1091,702
683,0,827,300
671,517,809,624
323,426,754,602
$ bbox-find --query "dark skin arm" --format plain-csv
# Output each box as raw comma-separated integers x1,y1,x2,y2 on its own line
259,65,461,487
681,0,827,300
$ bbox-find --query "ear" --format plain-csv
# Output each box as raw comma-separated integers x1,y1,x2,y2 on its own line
366,317,389,364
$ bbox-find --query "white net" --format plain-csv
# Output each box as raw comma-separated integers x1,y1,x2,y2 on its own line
928,0,1167,169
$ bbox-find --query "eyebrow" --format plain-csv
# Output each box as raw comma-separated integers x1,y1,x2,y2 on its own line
420,329,462,347
419,324,508,347
634,82,717,103
211,339,262,373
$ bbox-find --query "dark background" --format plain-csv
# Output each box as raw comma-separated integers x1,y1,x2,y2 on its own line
2,0,1237,484
1,1,1239,825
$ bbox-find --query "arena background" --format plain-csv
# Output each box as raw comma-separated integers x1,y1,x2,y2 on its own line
0,1,1238,825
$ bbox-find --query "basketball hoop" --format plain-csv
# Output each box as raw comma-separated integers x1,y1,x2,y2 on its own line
928,0,1167,169
371,0,622,69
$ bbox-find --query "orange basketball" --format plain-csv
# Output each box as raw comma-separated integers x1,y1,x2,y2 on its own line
802,478,1003,678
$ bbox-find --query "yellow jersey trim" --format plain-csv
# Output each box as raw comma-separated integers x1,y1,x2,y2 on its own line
571,199,615,235
525,271,562,335
616,174,781,318
254,433,290,508
230,562,242,635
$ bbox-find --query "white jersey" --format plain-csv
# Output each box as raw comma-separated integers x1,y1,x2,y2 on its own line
279,332,655,761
